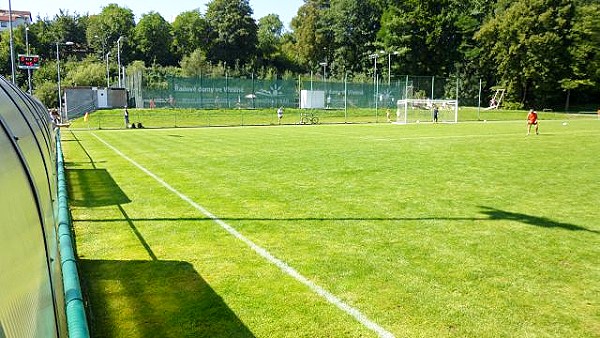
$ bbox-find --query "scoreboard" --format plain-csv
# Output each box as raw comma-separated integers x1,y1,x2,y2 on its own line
17,54,41,70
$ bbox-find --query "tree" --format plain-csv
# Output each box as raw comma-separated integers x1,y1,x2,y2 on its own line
63,56,109,87
291,0,332,69
205,0,258,67
180,48,210,77
86,4,135,64
328,0,383,77
133,12,175,66
377,0,463,77
172,10,208,60
257,14,284,62
25,11,88,62
562,1,600,108
476,0,575,107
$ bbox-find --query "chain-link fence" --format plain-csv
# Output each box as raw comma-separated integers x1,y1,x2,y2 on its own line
128,73,463,111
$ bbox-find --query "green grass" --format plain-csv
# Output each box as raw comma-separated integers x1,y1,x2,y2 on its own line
68,106,597,130
63,119,600,337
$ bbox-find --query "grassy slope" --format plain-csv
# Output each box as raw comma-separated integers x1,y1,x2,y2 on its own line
64,120,600,337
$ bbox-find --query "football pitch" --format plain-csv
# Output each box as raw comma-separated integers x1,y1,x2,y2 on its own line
62,119,600,337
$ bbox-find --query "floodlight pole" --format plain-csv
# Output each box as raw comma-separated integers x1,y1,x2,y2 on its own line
106,51,111,88
369,52,380,108
319,61,327,106
478,78,482,120
319,62,327,85
370,53,378,89
117,36,123,87
8,0,16,84
26,26,32,94
56,43,61,113
57,41,74,121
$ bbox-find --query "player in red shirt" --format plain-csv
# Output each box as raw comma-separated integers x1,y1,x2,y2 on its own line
527,109,539,135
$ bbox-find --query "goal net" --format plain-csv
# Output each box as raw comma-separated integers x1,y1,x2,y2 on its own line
394,99,458,124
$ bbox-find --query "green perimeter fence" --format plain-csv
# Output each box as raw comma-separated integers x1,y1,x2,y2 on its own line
68,74,594,129
129,75,460,111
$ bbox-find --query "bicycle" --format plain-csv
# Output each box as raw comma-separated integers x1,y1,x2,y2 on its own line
299,111,319,125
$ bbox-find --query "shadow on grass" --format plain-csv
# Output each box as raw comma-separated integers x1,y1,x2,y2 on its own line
480,206,598,234
74,213,598,236
65,132,255,337
80,259,255,338
66,168,131,207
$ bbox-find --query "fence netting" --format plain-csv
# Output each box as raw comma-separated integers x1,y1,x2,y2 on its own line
129,74,460,110
93,73,503,127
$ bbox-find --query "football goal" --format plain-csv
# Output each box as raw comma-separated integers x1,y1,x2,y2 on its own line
394,99,458,124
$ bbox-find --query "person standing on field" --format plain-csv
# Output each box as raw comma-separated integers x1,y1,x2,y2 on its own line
277,106,284,124
527,109,539,135
124,106,130,128
433,105,439,123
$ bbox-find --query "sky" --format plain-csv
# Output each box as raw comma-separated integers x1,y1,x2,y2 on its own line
19,0,304,30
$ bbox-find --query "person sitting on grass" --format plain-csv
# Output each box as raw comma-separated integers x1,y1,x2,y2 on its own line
527,109,539,135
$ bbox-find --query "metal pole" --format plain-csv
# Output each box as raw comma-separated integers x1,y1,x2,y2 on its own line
324,63,327,108
375,74,379,121
117,36,123,87
56,43,62,115
8,0,16,84
404,75,409,124
106,52,111,87
373,55,377,91
455,76,459,123
344,72,348,123
225,62,229,108
478,78,482,120
56,42,73,120
388,52,391,86
320,61,327,107
26,26,32,94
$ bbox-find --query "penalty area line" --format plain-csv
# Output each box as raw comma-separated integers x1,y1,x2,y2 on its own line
90,133,395,338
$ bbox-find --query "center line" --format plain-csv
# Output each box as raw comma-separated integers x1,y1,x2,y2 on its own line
90,132,395,338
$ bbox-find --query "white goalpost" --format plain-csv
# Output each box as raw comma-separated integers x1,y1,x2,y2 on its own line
394,98,459,124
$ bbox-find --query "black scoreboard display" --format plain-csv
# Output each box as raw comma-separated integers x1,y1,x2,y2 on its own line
17,54,41,70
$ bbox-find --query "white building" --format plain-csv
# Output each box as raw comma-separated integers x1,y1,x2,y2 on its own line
0,9,32,31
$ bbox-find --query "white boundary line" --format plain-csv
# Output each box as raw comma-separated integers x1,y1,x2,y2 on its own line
90,133,395,338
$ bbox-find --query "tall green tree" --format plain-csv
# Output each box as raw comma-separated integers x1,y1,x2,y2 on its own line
63,56,107,87
133,12,175,66
205,0,258,67
172,10,208,60
86,4,135,63
328,0,383,77
476,0,576,107
561,1,600,108
180,48,210,77
26,11,88,61
257,14,284,61
291,0,332,70
377,0,463,77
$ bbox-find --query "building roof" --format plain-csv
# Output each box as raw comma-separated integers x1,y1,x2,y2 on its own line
0,10,32,22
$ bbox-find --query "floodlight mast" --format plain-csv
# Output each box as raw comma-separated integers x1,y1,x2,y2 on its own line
106,52,111,88
56,41,75,120
117,36,124,87
26,26,32,94
8,0,16,84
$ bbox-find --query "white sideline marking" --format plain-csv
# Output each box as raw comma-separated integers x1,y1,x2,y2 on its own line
91,133,395,338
